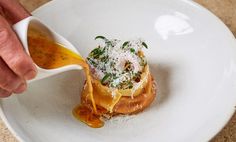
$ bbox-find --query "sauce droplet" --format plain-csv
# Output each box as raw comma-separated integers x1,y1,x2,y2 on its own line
73,105,104,128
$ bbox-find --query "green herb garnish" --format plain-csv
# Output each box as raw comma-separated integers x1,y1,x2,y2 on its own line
130,48,135,53
90,36,148,89
87,57,97,67
122,41,129,49
142,42,148,49
100,55,109,63
101,73,112,85
95,36,106,40
90,47,105,59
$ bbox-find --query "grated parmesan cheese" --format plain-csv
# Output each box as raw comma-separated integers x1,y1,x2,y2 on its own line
87,36,148,91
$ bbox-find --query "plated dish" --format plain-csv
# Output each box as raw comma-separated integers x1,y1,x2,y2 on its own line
74,36,156,127
1,0,236,142
28,23,157,128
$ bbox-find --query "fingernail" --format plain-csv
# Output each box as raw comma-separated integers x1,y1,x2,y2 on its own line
24,70,37,80
14,83,27,94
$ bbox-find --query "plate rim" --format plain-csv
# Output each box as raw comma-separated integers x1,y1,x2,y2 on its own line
1,0,236,142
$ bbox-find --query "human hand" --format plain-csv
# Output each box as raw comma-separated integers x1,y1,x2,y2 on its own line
0,0,37,98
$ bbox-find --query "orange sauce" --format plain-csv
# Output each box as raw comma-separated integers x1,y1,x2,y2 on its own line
72,105,104,128
27,32,103,128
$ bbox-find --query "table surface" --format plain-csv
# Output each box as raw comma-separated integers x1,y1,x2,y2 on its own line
1,0,236,142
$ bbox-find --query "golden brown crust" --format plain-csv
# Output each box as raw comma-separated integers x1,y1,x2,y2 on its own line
112,75,156,114
81,75,157,116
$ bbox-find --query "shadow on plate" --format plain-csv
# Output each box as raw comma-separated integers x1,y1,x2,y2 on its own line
149,63,172,106
16,70,85,122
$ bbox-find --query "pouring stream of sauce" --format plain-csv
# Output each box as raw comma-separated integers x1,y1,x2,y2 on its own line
28,32,104,128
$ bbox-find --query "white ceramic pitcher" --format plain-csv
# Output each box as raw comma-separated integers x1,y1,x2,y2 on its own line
13,16,83,82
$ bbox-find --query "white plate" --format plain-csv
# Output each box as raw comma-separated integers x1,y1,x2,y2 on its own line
1,0,236,142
